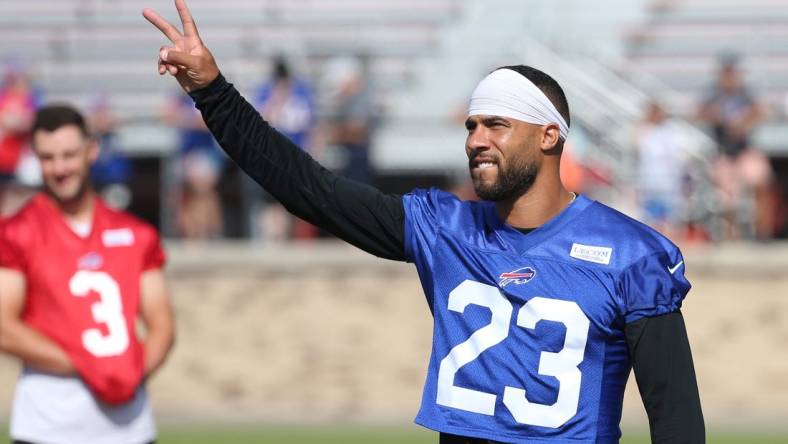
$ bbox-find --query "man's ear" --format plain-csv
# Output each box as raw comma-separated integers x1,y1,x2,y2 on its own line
540,123,561,153
87,138,100,164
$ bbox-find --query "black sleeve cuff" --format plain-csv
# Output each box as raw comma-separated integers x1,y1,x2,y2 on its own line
188,73,231,103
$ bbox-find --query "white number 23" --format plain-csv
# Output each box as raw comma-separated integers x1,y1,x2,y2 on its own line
436,280,590,428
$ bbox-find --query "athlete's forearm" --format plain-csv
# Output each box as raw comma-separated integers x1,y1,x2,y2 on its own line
626,311,705,443
143,326,174,377
139,269,175,378
0,320,75,375
189,74,406,260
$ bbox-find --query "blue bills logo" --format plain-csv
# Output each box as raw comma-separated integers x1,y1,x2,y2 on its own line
78,252,103,270
499,267,536,287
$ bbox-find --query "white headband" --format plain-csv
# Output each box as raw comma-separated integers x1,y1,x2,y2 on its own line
468,68,569,140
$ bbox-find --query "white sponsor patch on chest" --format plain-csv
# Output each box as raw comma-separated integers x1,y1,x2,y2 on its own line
569,243,613,265
102,228,135,247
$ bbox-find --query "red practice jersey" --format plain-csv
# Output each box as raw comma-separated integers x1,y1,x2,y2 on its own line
0,193,165,404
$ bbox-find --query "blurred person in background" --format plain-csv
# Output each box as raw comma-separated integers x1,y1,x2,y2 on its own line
250,55,317,241
558,139,614,202
0,60,39,216
697,54,774,240
162,93,225,239
0,104,174,444
255,56,315,152
145,3,704,442
86,93,134,210
322,55,377,185
635,101,687,239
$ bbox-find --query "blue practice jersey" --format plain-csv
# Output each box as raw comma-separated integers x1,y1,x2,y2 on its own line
403,189,690,443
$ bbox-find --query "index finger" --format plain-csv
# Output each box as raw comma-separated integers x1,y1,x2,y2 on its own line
142,8,182,42
175,0,199,38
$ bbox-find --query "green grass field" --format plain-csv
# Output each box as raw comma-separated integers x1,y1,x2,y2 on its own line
153,425,788,444
5,424,788,443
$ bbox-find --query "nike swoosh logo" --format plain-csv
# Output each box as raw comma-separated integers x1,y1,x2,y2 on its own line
668,260,684,275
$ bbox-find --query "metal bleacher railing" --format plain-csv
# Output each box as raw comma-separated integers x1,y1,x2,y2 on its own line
516,39,720,234
626,0,788,157
621,0,788,238
373,0,721,235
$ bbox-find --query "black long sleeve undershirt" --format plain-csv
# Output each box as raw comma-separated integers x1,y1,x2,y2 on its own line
190,74,704,442
627,311,705,443
190,74,406,261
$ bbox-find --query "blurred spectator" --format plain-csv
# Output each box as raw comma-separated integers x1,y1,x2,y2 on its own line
0,60,40,216
558,143,588,196
256,56,315,149
322,56,377,185
86,93,133,210
635,101,687,239
249,56,317,241
697,55,774,240
558,131,613,203
162,94,225,239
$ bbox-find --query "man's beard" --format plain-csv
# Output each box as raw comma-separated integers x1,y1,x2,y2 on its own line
473,157,538,202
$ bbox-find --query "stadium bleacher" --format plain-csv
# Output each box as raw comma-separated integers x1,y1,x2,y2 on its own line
0,0,459,127
2,0,785,237
624,0,788,155
7,0,785,158
0,0,463,236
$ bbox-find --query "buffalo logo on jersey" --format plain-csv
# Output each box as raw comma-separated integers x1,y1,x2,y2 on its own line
77,252,104,270
498,267,536,287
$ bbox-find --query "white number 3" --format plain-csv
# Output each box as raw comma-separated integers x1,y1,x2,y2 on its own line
437,280,590,428
69,270,130,357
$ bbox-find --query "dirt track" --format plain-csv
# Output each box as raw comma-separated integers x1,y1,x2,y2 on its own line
1,241,787,428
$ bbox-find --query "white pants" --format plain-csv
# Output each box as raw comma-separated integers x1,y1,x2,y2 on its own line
10,367,156,444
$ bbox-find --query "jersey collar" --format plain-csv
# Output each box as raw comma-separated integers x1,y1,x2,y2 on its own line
484,194,593,255
33,192,104,243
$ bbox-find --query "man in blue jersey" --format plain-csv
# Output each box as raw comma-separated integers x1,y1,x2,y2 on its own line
144,1,704,442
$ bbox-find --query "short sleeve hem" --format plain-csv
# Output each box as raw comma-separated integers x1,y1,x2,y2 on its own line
617,249,690,324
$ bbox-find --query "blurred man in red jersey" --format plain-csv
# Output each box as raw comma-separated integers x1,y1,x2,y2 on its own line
0,104,175,444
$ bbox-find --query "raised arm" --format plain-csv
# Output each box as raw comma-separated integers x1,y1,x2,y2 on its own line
143,0,405,260
0,268,75,375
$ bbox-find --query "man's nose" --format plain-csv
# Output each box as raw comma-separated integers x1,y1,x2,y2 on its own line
466,126,491,153
52,157,70,175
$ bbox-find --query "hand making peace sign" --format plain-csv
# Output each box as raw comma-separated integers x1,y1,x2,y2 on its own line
142,0,220,93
